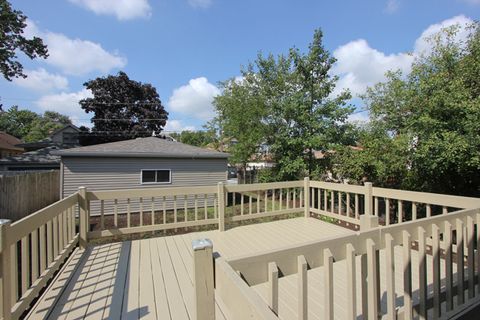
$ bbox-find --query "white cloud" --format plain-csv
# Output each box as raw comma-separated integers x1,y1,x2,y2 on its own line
188,0,213,8
13,68,68,92
332,39,413,96
332,15,474,98
36,89,93,127
69,0,152,20
414,15,474,55
25,20,126,76
164,120,196,132
385,0,399,13
168,77,220,121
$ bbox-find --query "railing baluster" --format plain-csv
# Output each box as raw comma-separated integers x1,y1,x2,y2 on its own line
58,212,63,249
297,255,307,320
426,204,431,217
195,195,198,221
21,236,29,295
385,233,396,320
386,198,390,225
10,243,18,305
444,221,453,312
127,198,131,228
346,243,356,320
467,216,475,299
184,195,188,222
354,194,359,219
366,238,378,320
240,192,244,215
398,200,403,223
418,227,427,319
258,191,262,212
173,195,177,224
374,197,378,216
265,190,268,213
293,189,297,209
100,200,105,230
403,230,412,320
324,248,334,320
268,262,279,315
204,194,208,220
432,224,441,318
62,210,67,247
213,196,217,219
114,199,118,227
279,190,282,211
151,197,155,225
324,190,328,211
52,216,58,258
163,196,167,224
338,192,342,215
443,206,448,215
457,218,465,305
66,208,71,242
412,202,417,220
46,220,53,265
140,197,143,226
271,190,275,212
31,229,39,282
346,193,351,217
330,191,334,214
39,224,46,274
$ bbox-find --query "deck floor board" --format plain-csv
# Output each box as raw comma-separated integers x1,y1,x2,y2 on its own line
27,217,356,320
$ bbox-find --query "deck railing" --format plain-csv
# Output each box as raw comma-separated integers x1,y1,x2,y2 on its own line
2,179,480,319
0,193,79,320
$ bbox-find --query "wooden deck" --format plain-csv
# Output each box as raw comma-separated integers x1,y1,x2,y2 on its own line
26,217,353,320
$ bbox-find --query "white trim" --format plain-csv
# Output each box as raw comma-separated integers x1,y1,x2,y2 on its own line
140,169,172,185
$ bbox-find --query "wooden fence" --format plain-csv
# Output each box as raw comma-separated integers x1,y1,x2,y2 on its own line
0,171,60,221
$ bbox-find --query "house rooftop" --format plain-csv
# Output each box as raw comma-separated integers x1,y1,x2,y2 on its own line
54,136,230,159
0,131,24,152
0,146,62,164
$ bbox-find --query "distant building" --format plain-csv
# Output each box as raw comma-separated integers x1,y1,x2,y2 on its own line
16,124,81,151
0,132,24,158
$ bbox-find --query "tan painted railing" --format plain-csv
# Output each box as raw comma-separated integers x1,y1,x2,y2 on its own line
0,193,79,320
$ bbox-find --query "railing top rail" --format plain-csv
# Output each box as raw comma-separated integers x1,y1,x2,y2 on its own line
224,180,303,192
228,206,480,285
309,180,365,194
372,186,480,209
87,185,218,200
7,192,78,245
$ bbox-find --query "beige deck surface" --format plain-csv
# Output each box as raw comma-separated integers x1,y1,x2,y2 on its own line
27,217,353,320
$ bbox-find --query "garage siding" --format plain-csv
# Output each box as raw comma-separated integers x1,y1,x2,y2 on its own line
62,157,228,196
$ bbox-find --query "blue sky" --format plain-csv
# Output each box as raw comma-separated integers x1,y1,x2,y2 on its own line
1,0,479,131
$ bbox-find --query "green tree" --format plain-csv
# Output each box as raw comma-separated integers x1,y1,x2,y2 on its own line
0,106,72,142
0,0,48,81
214,29,352,181
334,23,480,196
80,71,168,143
169,129,216,147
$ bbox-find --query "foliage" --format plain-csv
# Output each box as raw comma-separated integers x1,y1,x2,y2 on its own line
213,29,353,181
0,106,72,142
334,23,480,196
0,0,48,81
169,129,217,147
79,71,168,144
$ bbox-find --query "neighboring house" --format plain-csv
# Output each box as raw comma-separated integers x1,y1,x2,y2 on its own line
0,131,24,158
16,124,81,152
54,136,230,198
0,146,63,171
0,125,81,171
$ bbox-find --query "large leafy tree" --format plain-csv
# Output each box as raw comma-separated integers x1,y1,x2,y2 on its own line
0,106,72,142
0,0,48,81
79,71,168,143
334,23,480,196
169,129,217,147
214,29,353,181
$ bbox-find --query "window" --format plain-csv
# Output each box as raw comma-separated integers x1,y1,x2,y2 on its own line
141,169,171,184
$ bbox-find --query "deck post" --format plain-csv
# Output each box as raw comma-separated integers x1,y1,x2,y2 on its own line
218,182,225,231
78,187,89,249
192,239,215,320
303,177,310,218
0,219,12,320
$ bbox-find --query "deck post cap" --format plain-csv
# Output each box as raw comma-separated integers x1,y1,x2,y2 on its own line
192,238,213,251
